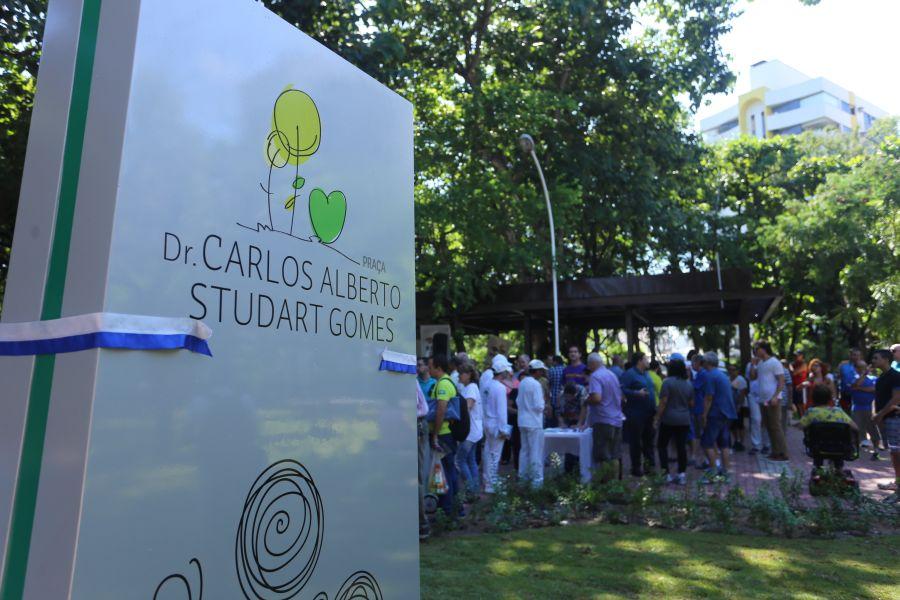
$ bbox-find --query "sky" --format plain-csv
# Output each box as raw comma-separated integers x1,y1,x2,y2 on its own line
694,0,900,128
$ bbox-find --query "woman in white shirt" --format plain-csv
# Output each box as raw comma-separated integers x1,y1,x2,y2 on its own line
455,363,483,495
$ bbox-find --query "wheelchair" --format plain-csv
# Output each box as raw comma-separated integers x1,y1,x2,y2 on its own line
803,421,860,497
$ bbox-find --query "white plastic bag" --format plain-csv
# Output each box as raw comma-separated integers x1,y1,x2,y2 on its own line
428,451,448,495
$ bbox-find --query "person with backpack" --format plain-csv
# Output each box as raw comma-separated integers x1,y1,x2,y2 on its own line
428,354,462,515
455,363,483,496
517,360,547,487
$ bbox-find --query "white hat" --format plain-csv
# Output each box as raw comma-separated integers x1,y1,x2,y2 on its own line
491,355,512,374
528,359,548,371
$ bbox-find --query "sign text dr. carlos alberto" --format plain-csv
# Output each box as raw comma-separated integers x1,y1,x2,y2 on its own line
162,86,401,343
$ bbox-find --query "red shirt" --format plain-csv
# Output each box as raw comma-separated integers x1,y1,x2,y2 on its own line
791,360,808,389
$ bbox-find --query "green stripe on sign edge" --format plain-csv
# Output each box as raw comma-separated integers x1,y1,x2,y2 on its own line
0,0,103,598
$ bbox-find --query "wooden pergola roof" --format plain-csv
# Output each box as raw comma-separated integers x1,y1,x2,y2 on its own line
418,268,780,331
416,268,781,362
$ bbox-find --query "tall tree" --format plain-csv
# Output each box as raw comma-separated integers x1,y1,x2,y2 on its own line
0,0,742,322
392,0,738,317
0,1,46,311
757,124,900,356
698,120,899,360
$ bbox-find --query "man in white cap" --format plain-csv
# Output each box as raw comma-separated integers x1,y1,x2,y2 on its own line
517,359,547,487
482,355,512,493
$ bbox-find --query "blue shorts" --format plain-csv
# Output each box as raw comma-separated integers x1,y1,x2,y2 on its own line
701,416,732,450
884,416,900,453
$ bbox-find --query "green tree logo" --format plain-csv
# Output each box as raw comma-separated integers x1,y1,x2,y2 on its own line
261,86,347,244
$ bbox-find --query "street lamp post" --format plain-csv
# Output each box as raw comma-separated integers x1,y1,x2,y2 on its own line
519,133,561,357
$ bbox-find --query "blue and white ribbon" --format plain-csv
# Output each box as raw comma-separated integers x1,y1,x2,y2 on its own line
379,349,416,374
0,312,213,357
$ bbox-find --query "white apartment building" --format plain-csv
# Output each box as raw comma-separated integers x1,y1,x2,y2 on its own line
700,60,887,143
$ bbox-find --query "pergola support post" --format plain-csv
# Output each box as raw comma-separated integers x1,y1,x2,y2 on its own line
739,303,752,368
524,313,533,358
625,308,636,361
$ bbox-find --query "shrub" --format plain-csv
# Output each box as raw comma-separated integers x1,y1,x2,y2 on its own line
746,488,802,537
438,460,898,539
707,486,744,533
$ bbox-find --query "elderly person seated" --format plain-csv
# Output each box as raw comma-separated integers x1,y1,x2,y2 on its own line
800,383,859,472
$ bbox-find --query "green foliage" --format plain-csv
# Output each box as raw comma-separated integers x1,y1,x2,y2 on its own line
745,486,802,536
705,484,743,532
397,0,739,318
0,1,45,314
455,466,900,540
701,121,900,359
1,0,739,320
777,470,804,509
0,0,894,359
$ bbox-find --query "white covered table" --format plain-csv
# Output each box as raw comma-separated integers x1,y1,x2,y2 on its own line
543,427,593,483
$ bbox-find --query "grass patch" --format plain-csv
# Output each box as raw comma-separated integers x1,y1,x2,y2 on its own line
420,523,900,599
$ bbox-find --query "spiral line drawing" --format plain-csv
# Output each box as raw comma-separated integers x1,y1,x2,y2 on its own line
153,558,203,600
235,459,324,599
334,571,383,600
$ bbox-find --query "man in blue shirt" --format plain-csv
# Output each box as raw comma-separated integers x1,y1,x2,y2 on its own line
701,352,737,483
690,354,709,469
609,355,625,379
417,357,436,397
850,359,881,460
619,351,656,477
838,348,862,414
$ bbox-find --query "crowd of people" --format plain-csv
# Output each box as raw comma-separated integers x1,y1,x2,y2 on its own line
415,341,900,539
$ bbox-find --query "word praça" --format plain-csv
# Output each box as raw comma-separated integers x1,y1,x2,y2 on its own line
163,232,401,309
188,284,396,342
362,255,386,274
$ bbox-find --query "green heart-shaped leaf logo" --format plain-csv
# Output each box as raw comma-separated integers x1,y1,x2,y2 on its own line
308,188,347,244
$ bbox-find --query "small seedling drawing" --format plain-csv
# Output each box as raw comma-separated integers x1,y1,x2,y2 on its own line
264,86,320,235
240,86,355,263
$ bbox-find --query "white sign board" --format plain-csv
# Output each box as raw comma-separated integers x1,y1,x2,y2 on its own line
0,0,418,598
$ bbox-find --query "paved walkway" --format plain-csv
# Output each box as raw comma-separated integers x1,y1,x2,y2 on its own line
618,420,896,501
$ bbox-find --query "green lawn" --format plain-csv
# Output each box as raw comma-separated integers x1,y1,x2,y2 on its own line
420,524,900,599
